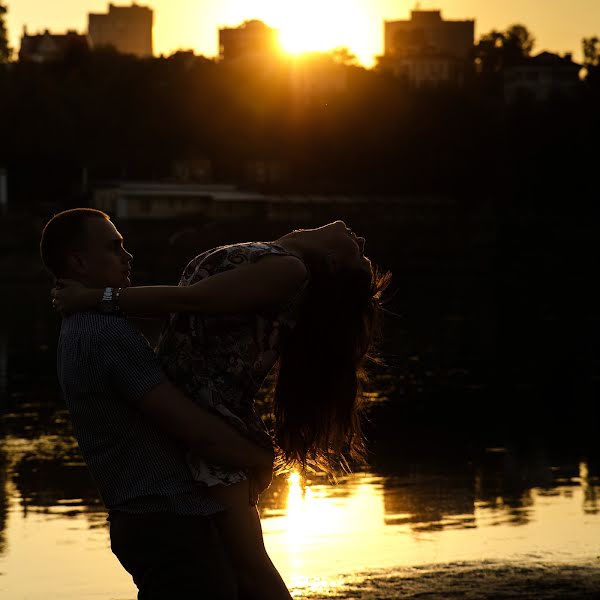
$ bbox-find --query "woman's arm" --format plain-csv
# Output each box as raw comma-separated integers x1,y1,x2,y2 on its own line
55,254,307,316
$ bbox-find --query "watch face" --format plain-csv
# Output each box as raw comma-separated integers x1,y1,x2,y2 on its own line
99,288,113,313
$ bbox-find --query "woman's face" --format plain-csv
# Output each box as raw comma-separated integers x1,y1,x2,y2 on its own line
280,221,372,275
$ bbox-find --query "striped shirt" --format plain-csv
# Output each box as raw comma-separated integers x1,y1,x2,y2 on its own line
57,311,222,515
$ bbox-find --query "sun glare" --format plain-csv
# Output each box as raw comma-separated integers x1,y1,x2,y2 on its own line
249,0,373,64
276,1,336,54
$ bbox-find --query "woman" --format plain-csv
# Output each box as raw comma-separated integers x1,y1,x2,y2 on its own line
53,220,390,599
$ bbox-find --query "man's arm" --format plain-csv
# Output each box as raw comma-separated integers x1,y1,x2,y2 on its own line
139,381,273,471
99,318,273,485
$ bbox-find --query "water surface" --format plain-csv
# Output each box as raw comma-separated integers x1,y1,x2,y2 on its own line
1,285,600,598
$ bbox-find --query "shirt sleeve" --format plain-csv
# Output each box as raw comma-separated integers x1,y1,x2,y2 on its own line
98,317,167,404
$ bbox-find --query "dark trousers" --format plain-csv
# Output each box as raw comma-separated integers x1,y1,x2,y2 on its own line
109,510,238,600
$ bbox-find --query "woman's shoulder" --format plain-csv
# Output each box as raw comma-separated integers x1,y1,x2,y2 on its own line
243,241,302,263
180,241,302,283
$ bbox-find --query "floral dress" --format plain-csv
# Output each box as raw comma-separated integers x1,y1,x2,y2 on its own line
157,242,308,487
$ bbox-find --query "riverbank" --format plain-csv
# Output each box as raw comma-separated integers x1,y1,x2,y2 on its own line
291,560,600,599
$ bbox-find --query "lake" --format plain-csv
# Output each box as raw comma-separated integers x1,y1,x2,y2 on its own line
1,284,600,599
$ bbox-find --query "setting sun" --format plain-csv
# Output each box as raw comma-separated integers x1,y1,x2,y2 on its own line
272,0,365,55
215,0,375,64
6,0,600,67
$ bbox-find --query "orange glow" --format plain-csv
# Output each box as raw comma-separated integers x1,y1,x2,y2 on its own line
2,459,600,598
7,1,599,67
267,0,369,60
208,0,374,63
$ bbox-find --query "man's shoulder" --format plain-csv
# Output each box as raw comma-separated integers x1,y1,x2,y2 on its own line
58,312,166,405
60,312,139,342
59,311,160,374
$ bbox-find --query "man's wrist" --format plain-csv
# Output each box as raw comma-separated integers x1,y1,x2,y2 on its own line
98,287,123,314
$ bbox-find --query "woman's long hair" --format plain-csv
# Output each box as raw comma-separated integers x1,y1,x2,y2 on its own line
273,258,391,474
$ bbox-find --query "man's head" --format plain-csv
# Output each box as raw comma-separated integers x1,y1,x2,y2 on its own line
40,208,133,288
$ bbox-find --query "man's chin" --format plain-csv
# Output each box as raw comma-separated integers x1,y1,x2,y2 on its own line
110,276,131,288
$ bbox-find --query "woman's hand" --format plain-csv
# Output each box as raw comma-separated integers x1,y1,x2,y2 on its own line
51,280,101,315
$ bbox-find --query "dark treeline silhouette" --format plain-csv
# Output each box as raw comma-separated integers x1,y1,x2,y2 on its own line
2,22,600,447
0,27,599,208
0,2,9,63
473,24,536,89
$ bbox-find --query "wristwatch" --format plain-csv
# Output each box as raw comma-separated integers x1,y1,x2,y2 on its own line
98,287,122,314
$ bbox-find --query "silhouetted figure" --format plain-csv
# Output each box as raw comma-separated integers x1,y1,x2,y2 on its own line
54,219,389,599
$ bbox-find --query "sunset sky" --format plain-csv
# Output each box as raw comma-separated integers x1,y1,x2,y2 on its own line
5,0,600,66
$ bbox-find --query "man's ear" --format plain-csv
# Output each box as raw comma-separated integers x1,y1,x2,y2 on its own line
65,253,87,278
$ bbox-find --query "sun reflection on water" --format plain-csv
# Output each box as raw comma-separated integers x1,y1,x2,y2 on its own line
3,427,600,600
261,470,389,591
256,462,600,595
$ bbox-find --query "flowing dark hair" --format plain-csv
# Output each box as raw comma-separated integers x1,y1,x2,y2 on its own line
273,258,391,474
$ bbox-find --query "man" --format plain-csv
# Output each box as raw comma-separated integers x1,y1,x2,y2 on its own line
40,208,273,599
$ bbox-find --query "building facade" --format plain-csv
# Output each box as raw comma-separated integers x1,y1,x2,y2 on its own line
88,3,153,57
378,10,474,87
244,159,289,186
218,20,280,62
91,180,451,224
92,182,275,220
19,29,91,63
93,182,220,219
172,159,213,183
504,52,582,103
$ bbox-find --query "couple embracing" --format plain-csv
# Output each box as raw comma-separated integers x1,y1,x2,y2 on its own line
40,209,389,599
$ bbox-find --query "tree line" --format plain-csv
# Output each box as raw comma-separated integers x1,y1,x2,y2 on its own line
0,6,599,212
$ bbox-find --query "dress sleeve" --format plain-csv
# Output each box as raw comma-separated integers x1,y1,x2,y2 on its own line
98,318,167,405
247,242,304,265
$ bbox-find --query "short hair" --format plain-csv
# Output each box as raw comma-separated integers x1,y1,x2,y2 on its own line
40,208,110,278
